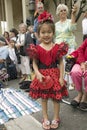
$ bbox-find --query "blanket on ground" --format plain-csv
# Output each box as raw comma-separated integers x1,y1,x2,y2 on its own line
0,88,41,124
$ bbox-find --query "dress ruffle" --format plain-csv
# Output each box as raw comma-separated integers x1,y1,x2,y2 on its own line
27,42,68,62
26,44,38,59
29,68,68,101
57,42,68,58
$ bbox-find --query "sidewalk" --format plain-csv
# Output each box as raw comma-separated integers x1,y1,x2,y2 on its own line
5,114,43,130
1,79,42,130
2,79,87,130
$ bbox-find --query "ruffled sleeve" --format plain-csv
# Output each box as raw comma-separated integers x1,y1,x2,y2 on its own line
57,42,68,58
26,44,38,59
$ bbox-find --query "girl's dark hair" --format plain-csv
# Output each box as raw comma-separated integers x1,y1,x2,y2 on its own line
37,20,55,35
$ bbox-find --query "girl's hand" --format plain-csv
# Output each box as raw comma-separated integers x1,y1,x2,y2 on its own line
59,78,64,87
36,72,45,82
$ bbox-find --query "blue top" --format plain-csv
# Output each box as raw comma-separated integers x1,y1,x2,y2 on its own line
0,46,9,59
33,18,38,33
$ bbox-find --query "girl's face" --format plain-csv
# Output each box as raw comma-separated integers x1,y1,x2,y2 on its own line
39,23,54,44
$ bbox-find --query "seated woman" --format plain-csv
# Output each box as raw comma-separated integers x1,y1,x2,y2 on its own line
70,38,87,111
0,36,9,69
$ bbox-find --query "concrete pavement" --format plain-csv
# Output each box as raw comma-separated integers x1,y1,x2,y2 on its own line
3,79,87,130
5,114,43,130
2,79,43,130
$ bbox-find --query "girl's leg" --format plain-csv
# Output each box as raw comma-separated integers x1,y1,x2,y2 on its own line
41,99,48,120
53,100,60,120
41,99,50,130
51,100,60,129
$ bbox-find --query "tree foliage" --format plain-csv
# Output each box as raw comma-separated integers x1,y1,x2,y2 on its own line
53,0,87,22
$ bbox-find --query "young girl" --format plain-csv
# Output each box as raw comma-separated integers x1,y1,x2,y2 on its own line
27,11,68,130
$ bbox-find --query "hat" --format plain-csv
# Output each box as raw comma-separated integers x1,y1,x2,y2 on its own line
0,36,6,44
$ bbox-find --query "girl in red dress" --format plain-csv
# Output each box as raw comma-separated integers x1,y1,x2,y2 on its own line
27,11,68,130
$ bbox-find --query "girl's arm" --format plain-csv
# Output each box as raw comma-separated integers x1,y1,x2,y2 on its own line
59,57,65,86
33,59,44,82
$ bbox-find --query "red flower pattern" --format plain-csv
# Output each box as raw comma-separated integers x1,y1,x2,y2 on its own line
38,11,54,23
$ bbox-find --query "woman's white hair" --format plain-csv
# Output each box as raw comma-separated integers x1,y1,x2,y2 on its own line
56,4,68,15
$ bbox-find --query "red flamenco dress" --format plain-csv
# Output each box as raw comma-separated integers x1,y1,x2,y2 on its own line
27,42,69,101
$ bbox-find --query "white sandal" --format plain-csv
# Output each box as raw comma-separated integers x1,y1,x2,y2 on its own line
42,120,50,130
51,119,60,129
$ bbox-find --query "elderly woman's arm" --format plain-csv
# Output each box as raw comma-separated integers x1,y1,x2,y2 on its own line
71,4,77,24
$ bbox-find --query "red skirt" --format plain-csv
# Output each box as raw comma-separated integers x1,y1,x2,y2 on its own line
29,68,68,101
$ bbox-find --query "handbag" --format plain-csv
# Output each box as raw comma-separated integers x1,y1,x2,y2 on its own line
37,76,54,90
65,56,76,72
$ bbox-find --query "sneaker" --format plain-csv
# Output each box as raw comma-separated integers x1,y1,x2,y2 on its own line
79,102,87,111
69,84,74,90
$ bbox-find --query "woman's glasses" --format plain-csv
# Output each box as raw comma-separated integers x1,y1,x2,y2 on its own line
60,9,66,12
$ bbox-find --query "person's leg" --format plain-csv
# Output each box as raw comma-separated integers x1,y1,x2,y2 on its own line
24,56,31,81
19,56,26,79
84,70,87,94
41,99,50,130
70,64,83,103
19,56,27,83
79,71,87,110
79,91,87,111
51,100,60,129
68,75,75,90
81,91,87,102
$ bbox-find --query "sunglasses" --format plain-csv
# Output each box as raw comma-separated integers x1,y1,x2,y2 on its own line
60,9,66,12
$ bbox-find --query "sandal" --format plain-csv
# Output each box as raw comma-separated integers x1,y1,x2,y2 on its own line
51,119,60,129
42,120,50,130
